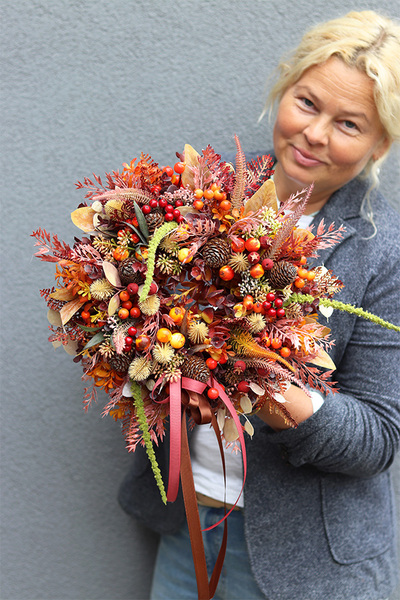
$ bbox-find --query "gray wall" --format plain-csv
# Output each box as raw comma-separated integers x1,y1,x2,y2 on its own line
1,1,399,599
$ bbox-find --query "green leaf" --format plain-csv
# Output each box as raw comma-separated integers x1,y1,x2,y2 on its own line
134,201,150,241
82,331,105,350
78,324,102,332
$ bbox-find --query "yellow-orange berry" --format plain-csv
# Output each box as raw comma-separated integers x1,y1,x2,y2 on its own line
170,332,186,349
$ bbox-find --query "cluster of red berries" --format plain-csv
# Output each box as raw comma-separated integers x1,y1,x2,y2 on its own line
141,197,185,223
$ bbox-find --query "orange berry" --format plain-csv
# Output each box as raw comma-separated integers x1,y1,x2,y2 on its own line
300,255,307,265
203,189,214,200
178,248,192,263
193,199,204,210
294,277,306,288
156,328,172,343
253,302,265,314
210,183,219,191
297,267,309,279
249,264,264,279
118,308,130,320
280,347,291,358
219,200,232,211
219,265,235,281
169,306,185,324
213,189,225,201
194,188,204,199
271,337,282,349
231,238,245,253
245,238,261,252
306,270,316,281
119,290,130,302
170,332,186,349
135,335,151,351
242,295,254,311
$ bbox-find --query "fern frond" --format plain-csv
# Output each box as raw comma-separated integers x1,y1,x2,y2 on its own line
230,330,295,371
92,187,153,205
230,135,247,210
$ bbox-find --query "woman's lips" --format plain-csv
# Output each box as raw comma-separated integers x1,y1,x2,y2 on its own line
292,146,325,167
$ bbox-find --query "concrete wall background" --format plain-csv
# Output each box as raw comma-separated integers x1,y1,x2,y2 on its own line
1,1,399,599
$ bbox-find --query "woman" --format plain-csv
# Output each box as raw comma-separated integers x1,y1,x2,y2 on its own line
119,11,400,600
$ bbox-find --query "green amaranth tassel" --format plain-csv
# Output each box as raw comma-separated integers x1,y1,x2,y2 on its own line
131,381,167,504
289,293,400,332
139,221,178,304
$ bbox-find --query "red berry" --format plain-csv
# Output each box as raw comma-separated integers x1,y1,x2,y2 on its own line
159,198,167,208
175,199,183,207
245,238,261,252
129,306,141,318
165,204,174,213
267,308,276,318
262,301,272,311
125,336,133,345
266,292,276,302
206,358,218,370
149,282,158,294
149,199,158,208
237,381,250,393
248,252,260,264
207,387,219,400
128,326,137,336
219,265,235,281
163,166,174,177
142,205,151,214
274,298,283,308
173,209,181,219
259,236,270,249
234,360,246,372
164,213,174,221
262,258,274,270
276,308,286,318
127,282,139,295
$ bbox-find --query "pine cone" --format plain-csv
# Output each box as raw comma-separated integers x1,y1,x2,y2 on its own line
145,209,164,233
267,260,298,289
181,356,210,383
202,238,231,268
118,258,143,285
108,351,134,374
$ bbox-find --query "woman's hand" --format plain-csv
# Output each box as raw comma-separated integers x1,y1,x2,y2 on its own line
257,385,314,430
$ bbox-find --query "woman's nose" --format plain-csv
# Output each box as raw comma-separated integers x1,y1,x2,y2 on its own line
303,117,330,145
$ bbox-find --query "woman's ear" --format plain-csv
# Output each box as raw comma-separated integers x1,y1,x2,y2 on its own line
373,135,391,162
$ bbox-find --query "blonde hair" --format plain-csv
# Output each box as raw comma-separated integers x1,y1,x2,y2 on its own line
263,11,400,228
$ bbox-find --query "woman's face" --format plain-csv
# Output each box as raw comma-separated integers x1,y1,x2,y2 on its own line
273,57,389,208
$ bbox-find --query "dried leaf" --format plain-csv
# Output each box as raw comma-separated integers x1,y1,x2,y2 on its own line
71,207,96,232
309,349,336,370
244,420,254,437
49,287,75,301
240,395,253,414
243,179,277,216
249,382,265,395
223,417,239,442
108,292,120,316
63,338,79,355
217,407,226,431
60,298,83,325
47,309,62,327
181,144,201,190
103,261,121,287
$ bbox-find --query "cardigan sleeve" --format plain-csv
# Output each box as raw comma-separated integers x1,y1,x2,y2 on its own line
262,204,400,477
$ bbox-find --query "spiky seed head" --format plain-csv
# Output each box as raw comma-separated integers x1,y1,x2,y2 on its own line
246,313,267,334
188,321,209,344
152,343,175,364
138,294,161,316
228,252,250,273
90,278,115,301
128,356,153,381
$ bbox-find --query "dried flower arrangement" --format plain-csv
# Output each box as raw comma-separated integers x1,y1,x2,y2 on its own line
32,136,399,511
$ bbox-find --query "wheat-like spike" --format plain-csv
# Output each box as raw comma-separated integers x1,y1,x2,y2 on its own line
290,293,400,332
93,187,153,205
230,134,247,211
131,382,167,504
230,330,295,371
266,185,313,261
139,221,178,303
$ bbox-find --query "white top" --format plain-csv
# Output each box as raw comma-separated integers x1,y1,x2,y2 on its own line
191,211,325,506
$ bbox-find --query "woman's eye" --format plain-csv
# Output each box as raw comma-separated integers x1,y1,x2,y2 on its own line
301,97,314,108
343,120,358,130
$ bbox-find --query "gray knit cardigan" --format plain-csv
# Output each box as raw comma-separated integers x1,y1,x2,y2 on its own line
118,173,400,600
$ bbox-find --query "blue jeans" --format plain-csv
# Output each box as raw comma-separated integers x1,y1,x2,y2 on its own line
150,505,266,600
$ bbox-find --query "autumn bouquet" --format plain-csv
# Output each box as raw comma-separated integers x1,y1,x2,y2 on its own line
33,136,399,511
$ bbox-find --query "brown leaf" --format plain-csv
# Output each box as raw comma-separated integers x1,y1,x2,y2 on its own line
71,207,96,232
243,179,277,216
49,287,75,301
60,298,83,325
309,349,336,370
103,261,121,287
181,144,201,190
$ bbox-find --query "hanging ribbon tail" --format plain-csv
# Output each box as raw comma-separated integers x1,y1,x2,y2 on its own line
166,379,182,503
181,411,227,600
200,377,247,530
